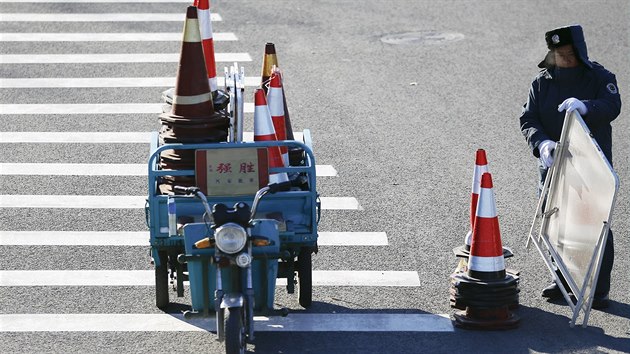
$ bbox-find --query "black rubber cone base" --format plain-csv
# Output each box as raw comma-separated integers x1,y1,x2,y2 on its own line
450,293,520,311
452,307,520,330
451,272,519,288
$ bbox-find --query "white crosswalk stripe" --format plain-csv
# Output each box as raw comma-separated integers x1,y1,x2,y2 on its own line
0,102,255,114
0,313,454,332
0,131,302,143
0,13,222,22
0,52,251,64
0,76,262,88
0,0,191,2
0,231,383,246
0,163,337,177
0,195,362,210
0,231,149,246
0,32,238,41
0,270,420,287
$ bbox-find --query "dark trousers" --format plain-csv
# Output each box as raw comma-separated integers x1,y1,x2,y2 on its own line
539,165,614,296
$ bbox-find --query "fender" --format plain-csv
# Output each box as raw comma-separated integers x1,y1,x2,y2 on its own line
220,293,244,309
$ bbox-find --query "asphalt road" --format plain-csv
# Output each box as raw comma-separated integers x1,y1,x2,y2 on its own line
1,0,629,353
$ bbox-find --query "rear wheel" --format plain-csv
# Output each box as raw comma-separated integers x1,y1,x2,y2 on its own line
297,248,313,308
155,251,169,309
225,307,245,354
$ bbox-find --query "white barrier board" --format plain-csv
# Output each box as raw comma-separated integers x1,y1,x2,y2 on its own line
529,111,618,327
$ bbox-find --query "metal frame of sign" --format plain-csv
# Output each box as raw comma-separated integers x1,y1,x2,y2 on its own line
526,111,618,328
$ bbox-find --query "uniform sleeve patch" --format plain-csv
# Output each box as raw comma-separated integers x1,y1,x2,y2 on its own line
606,83,618,94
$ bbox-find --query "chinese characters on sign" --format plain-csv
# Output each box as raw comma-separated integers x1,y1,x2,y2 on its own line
195,148,269,196
207,161,257,185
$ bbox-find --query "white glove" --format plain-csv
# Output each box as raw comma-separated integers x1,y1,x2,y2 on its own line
558,97,588,115
539,139,557,168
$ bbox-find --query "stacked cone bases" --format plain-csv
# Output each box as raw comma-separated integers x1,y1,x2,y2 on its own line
194,0,218,92
253,88,289,184
158,6,229,194
267,71,289,166
451,172,520,330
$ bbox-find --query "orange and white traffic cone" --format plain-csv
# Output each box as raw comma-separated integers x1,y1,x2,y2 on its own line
453,150,511,263
194,0,218,93
453,149,490,274
260,43,295,140
467,172,505,280
466,149,489,251
451,172,520,330
267,70,289,166
253,88,289,184
261,43,278,93
162,6,214,121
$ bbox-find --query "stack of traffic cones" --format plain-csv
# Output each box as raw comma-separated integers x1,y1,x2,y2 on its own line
161,0,228,111
158,6,229,193
453,150,513,269
253,88,289,184
450,172,520,330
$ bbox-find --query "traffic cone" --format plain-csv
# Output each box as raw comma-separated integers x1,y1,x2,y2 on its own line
195,0,218,92
466,149,488,250
451,172,520,330
453,150,511,261
468,172,505,280
157,6,228,194
261,43,278,93
260,43,295,140
253,88,289,184
161,5,215,122
267,70,289,166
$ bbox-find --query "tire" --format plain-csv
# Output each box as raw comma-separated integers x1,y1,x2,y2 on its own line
225,307,246,354
155,251,169,309
297,248,313,308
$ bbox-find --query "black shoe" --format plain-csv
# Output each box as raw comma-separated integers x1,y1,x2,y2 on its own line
541,282,563,299
591,294,610,310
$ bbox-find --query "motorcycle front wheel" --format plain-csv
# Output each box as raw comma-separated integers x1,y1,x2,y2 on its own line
225,307,246,354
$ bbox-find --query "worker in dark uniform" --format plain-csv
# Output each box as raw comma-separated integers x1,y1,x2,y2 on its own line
519,25,621,309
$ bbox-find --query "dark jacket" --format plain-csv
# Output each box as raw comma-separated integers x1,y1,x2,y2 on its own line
520,62,621,165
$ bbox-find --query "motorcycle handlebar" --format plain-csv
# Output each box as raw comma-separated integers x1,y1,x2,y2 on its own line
173,181,291,222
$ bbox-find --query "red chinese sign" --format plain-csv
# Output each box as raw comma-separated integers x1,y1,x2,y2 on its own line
195,148,269,196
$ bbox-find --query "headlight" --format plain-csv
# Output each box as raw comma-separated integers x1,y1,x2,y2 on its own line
215,223,247,254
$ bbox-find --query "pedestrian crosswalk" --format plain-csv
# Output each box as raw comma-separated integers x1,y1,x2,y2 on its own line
0,2,451,337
